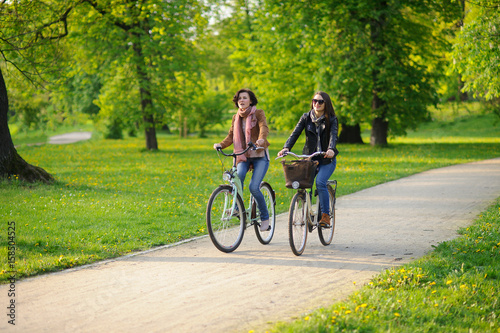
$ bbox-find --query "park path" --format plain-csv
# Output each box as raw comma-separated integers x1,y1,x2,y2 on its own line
1,158,500,333
48,132,92,144
14,131,92,148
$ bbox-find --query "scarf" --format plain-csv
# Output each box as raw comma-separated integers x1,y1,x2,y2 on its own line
234,105,257,163
310,111,326,152
310,110,326,124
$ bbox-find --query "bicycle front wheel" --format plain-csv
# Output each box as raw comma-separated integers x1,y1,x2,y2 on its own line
318,185,336,245
254,182,276,245
206,185,246,253
289,192,308,256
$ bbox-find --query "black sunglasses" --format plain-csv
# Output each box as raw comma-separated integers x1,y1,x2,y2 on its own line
312,99,325,105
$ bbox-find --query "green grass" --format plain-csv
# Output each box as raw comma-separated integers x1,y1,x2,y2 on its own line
1,104,499,283
268,199,500,333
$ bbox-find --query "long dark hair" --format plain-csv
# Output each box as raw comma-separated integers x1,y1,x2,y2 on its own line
233,88,258,108
311,91,336,131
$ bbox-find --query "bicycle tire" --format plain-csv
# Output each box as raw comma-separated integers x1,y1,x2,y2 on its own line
254,182,276,245
289,191,308,256
206,185,246,253
318,185,336,245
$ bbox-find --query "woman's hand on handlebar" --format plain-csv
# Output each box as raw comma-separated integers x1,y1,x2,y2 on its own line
213,143,222,150
324,149,335,158
256,139,265,147
277,148,289,157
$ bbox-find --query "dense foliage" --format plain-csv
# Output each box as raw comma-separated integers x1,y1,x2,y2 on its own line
0,0,498,163
452,0,500,101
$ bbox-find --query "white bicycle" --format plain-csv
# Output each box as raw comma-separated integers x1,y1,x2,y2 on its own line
206,143,276,253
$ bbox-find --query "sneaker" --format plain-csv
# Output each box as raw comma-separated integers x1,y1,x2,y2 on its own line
319,213,330,227
260,219,270,231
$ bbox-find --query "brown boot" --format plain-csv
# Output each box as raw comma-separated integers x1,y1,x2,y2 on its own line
319,213,330,227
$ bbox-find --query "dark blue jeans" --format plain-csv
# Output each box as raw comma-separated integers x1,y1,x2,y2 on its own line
237,156,270,221
316,157,337,215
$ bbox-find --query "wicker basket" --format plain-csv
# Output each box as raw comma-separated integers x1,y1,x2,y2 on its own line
281,159,319,189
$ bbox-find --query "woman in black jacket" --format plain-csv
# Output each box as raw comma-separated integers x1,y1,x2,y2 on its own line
278,91,339,227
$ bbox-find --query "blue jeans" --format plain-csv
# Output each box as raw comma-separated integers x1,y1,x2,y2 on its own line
316,158,337,215
237,156,270,221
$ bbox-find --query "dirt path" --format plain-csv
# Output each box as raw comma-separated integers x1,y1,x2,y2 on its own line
2,158,500,333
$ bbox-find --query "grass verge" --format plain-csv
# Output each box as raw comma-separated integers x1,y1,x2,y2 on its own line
268,199,500,332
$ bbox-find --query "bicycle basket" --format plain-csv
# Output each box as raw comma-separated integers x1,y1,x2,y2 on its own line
281,159,319,189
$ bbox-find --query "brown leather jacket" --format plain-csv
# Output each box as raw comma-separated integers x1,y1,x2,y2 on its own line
219,109,270,161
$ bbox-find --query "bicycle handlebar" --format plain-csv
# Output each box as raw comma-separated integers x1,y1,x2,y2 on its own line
216,142,265,157
275,151,325,160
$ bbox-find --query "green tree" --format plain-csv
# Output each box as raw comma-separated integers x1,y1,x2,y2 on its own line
72,0,207,150
322,0,459,145
0,0,210,181
0,0,80,182
208,0,317,130
452,1,500,106
228,0,461,145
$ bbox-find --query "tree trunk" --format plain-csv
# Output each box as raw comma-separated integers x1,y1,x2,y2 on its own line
0,68,53,183
370,90,388,146
139,77,158,150
133,31,158,151
370,117,388,146
369,1,389,147
338,123,364,144
144,113,158,150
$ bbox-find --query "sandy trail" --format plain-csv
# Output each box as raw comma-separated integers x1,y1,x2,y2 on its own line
2,158,500,333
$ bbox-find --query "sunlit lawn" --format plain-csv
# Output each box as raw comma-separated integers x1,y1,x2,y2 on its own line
0,109,499,283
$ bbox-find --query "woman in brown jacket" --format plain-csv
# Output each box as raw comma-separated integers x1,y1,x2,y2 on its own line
213,89,271,231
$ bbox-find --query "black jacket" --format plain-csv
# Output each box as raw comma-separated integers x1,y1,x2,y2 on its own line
284,111,339,165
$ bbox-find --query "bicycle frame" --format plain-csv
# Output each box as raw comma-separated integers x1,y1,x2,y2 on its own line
218,143,264,224
278,151,337,225
277,150,337,255
303,187,320,227
207,142,276,253
222,166,243,219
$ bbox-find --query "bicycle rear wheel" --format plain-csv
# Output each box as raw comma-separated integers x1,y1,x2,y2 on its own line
206,185,246,253
318,184,336,245
254,182,276,245
289,191,308,256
